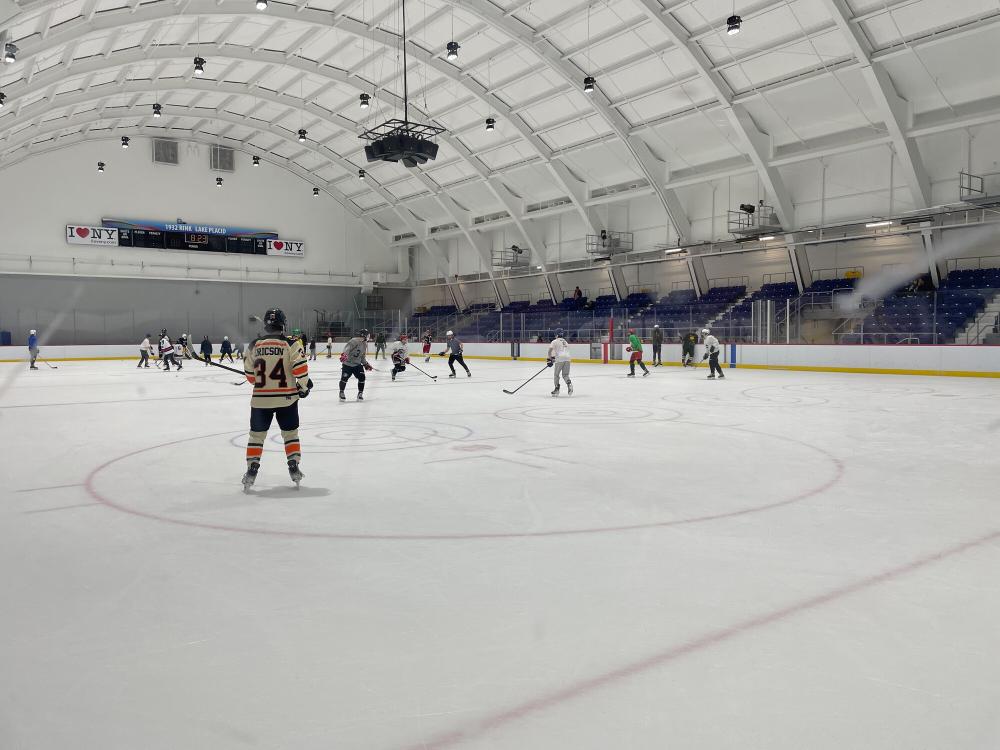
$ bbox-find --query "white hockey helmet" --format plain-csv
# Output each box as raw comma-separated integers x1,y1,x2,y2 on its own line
223,335,229,340
29,329,36,335
446,330,454,336
653,324,659,328
701,328,710,335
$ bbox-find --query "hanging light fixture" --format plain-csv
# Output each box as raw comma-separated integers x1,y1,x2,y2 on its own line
152,102,162,118
582,4,595,95
297,128,307,143
0,92,6,109
256,0,268,9
485,117,495,133
3,43,16,64
446,41,460,61
726,14,742,35
193,56,206,76
312,187,320,198
97,161,105,173
358,168,365,180
216,176,224,187
252,155,260,166
583,76,596,94
359,92,370,109
121,136,130,149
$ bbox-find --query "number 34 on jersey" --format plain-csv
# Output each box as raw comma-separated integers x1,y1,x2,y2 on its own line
244,337,309,407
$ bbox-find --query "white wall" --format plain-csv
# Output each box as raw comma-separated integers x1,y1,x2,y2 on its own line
0,138,396,285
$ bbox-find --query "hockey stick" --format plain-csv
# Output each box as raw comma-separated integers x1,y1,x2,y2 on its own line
185,346,247,385
39,358,58,369
405,360,438,381
502,364,549,395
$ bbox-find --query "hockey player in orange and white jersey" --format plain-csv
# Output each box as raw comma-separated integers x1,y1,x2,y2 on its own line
242,308,312,491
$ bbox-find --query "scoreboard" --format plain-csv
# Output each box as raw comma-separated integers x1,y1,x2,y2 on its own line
67,219,305,258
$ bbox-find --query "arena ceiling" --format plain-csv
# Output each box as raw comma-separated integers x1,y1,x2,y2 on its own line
1,0,999,233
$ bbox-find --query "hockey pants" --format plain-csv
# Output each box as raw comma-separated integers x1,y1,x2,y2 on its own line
553,360,572,388
247,402,300,468
708,352,724,377
449,353,470,375
340,364,366,394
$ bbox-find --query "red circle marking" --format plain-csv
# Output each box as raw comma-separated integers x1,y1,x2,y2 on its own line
85,428,844,541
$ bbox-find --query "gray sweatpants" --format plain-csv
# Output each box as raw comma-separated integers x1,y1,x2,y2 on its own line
553,360,572,386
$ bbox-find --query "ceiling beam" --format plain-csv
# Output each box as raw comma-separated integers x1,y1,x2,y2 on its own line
819,0,931,208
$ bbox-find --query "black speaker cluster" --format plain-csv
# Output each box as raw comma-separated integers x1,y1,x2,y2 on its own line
364,132,440,168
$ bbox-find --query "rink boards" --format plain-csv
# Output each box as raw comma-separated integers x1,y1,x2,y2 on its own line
1,342,998,377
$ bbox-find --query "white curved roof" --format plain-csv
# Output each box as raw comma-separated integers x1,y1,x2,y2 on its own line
2,0,998,231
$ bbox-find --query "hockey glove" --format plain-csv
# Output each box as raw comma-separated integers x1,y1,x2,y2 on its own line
405,357,410,363
438,351,447,357
363,362,373,372
546,358,554,367
339,352,348,363
702,353,709,361
625,346,632,352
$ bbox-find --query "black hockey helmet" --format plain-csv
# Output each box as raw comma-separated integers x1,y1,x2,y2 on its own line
161,328,167,336
263,308,287,332
358,328,370,339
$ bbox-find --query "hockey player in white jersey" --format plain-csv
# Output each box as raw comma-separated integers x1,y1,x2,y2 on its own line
547,328,573,396
390,333,410,381
702,328,724,379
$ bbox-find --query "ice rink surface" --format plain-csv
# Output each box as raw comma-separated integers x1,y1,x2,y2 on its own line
1,354,999,750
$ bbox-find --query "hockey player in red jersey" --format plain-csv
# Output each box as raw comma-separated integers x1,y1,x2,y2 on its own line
242,308,312,491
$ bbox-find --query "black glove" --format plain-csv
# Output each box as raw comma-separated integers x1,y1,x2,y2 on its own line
702,353,709,360
546,358,554,367
297,378,314,398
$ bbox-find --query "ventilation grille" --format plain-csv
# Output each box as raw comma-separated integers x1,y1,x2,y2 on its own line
210,145,235,172
152,139,179,165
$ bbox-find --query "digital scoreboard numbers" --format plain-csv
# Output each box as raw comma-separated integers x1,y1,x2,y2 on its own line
74,219,302,257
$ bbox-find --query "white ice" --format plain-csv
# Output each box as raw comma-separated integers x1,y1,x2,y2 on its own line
1,355,999,750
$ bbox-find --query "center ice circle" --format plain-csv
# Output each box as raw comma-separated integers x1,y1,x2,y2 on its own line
85,422,843,541
494,404,680,424
227,419,472,453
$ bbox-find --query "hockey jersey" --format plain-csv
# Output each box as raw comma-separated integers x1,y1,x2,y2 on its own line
340,336,369,367
703,334,720,355
159,336,172,355
244,335,309,408
548,337,572,362
391,340,409,362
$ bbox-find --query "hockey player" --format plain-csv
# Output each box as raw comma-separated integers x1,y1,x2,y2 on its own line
374,330,387,360
441,331,471,378
27,329,39,370
651,324,664,366
219,336,234,363
547,328,573,396
326,335,333,359
173,336,186,369
242,308,312,491
626,328,650,377
421,330,433,362
702,328,724,379
309,337,317,361
199,335,213,365
159,330,179,371
138,333,153,368
339,329,373,401
681,330,698,367
390,333,410,381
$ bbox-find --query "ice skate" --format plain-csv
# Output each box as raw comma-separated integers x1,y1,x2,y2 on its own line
449,373,456,378
707,374,716,379
242,462,259,493
466,371,472,377
551,387,560,397
287,460,304,488
357,393,364,401
391,372,396,381
643,370,650,377
339,391,346,401
567,383,574,396
627,372,635,377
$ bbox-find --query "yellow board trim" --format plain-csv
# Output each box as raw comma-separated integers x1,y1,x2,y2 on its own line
2,353,997,378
